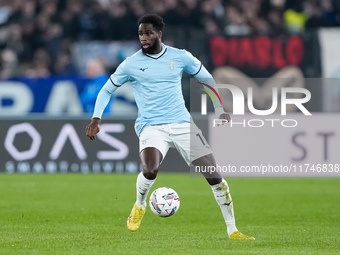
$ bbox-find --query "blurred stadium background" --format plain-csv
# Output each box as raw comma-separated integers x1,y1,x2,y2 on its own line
1,0,340,174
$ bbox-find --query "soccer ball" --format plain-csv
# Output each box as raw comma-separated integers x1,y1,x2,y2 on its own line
149,187,180,217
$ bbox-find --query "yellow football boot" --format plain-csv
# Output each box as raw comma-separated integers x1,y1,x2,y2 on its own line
127,204,146,231
229,231,255,240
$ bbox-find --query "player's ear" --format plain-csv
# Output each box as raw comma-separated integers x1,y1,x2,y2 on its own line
158,30,162,38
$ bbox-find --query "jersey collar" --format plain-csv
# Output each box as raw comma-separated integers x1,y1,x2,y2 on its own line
145,44,167,59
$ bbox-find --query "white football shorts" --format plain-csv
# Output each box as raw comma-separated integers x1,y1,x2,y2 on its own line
139,122,213,165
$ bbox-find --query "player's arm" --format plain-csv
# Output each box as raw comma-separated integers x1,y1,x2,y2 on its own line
194,65,230,122
183,50,230,122
86,79,118,140
86,60,129,140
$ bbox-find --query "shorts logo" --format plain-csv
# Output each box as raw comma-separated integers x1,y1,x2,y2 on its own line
141,139,147,145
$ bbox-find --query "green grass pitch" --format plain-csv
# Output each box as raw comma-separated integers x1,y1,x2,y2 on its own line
0,174,339,255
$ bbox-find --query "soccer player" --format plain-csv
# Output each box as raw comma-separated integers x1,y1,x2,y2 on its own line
86,14,254,240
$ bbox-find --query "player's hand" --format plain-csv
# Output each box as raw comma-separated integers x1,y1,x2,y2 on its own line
86,118,101,140
220,112,230,122
214,107,230,125
216,112,230,126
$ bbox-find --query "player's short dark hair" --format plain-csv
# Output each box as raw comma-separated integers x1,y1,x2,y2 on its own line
138,14,165,31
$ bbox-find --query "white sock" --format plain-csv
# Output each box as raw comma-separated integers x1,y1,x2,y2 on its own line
135,172,156,209
211,179,238,236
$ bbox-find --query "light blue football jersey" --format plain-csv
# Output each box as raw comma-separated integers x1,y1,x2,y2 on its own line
93,44,220,137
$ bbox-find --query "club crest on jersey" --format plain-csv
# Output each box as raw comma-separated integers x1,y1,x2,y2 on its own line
166,61,176,71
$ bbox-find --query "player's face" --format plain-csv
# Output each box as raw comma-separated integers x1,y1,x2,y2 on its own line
138,23,162,54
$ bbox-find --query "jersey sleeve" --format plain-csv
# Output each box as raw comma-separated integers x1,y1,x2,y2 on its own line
110,59,130,86
186,53,224,110
182,50,203,76
93,59,130,119
92,79,118,119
